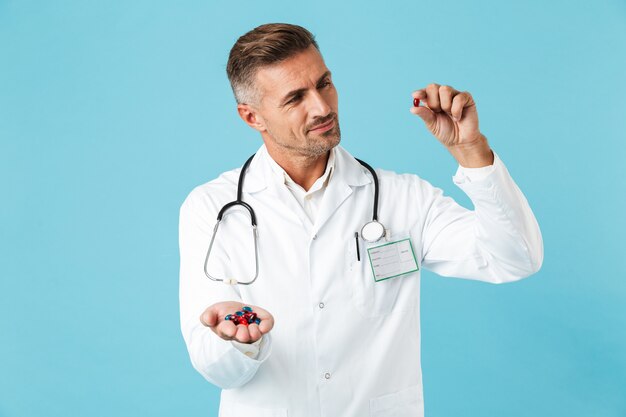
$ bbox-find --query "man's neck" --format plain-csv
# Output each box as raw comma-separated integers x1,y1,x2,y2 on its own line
265,144,330,192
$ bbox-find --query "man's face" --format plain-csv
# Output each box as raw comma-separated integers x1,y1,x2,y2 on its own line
251,46,340,158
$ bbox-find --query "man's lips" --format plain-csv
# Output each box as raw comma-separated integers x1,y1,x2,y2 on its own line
309,119,335,133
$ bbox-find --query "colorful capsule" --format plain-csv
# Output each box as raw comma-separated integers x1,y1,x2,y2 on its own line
225,307,261,326
413,98,420,107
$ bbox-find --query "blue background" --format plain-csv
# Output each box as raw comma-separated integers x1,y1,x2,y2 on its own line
1,0,625,416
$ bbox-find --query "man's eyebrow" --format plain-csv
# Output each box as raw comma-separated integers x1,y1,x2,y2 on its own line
280,71,332,105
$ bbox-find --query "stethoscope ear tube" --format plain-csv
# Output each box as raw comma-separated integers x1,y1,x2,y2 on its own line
355,158,385,242
204,153,260,285
204,218,260,286
237,154,256,202
354,158,379,222
217,201,257,226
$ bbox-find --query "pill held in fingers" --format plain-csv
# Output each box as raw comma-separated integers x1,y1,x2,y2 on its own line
413,98,421,107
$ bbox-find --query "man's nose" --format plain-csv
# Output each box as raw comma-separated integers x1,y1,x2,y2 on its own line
307,90,331,118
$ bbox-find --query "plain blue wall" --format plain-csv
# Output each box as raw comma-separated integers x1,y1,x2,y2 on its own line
1,1,625,416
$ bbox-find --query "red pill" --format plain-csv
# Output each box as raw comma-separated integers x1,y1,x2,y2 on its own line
413,98,420,107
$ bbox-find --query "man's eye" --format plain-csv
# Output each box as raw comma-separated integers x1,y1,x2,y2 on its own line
319,80,331,88
287,95,302,105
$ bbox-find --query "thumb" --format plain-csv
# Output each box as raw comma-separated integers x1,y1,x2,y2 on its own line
410,105,436,129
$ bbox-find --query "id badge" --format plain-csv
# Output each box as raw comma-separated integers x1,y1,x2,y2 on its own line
366,238,419,282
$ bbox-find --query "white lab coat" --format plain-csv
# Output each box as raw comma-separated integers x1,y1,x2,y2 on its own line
179,144,543,417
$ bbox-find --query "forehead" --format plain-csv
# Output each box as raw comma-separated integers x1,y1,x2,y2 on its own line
254,47,329,100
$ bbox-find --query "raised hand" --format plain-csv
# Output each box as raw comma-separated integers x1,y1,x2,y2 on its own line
411,83,493,167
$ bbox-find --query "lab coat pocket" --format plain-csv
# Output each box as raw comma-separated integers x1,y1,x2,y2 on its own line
369,385,422,417
347,231,419,318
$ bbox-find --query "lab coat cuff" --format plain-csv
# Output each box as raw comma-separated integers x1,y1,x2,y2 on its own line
230,334,268,360
230,333,272,363
453,152,500,185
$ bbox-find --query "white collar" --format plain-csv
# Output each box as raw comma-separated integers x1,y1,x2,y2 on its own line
241,144,371,194
265,147,336,193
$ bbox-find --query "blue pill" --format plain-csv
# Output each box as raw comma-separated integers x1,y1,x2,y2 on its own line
242,306,253,312
235,311,244,316
225,314,232,320
254,318,261,324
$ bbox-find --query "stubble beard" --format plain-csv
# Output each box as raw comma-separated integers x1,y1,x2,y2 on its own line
303,121,341,157
267,117,342,159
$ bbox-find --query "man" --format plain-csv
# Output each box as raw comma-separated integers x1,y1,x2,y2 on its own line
179,23,543,417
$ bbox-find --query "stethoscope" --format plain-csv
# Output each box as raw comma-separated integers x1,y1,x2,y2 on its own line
204,153,385,285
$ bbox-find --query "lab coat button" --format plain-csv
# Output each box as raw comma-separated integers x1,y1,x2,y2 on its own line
312,234,318,240
318,302,325,309
324,372,331,379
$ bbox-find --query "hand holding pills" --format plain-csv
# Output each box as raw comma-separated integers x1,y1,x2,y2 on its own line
410,83,493,168
200,301,275,344
225,306,262,326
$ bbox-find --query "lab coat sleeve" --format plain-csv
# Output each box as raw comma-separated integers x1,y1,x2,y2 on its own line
419,153,543,283
179,190,272,389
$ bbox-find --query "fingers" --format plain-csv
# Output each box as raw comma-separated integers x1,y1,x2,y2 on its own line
199,307,218,328
410,104,436,128
235,324,252,343
258,315,274,334
203,302,274,343
451,91,474,122
216,322,262,343
247,323,262,341
216,320,238,340
439,85,458,116
411,84,470,122
251,306,275,334
209,320,256,343
425,83,442,112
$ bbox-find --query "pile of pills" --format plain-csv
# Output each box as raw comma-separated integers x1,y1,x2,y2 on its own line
225,306,261,326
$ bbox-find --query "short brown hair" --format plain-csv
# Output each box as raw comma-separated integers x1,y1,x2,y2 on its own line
226,23,319,104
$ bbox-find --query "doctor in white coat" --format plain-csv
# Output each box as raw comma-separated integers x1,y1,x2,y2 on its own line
179,23,543,417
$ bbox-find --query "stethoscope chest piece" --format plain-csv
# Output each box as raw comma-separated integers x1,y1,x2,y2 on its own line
361,220,385,243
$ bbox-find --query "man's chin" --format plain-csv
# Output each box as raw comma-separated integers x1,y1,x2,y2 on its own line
303,136,341,158
312,124,341,144
317,134,341,153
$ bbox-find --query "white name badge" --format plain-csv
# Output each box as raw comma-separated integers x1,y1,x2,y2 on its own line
366,238,419,282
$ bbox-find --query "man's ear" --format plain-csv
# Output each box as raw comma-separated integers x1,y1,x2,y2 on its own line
237,104,266,133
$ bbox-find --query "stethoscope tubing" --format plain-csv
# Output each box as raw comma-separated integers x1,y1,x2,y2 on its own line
204,152,382,285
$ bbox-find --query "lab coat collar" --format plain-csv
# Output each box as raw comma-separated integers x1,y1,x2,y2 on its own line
241,143,371,194
334,144,372,187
